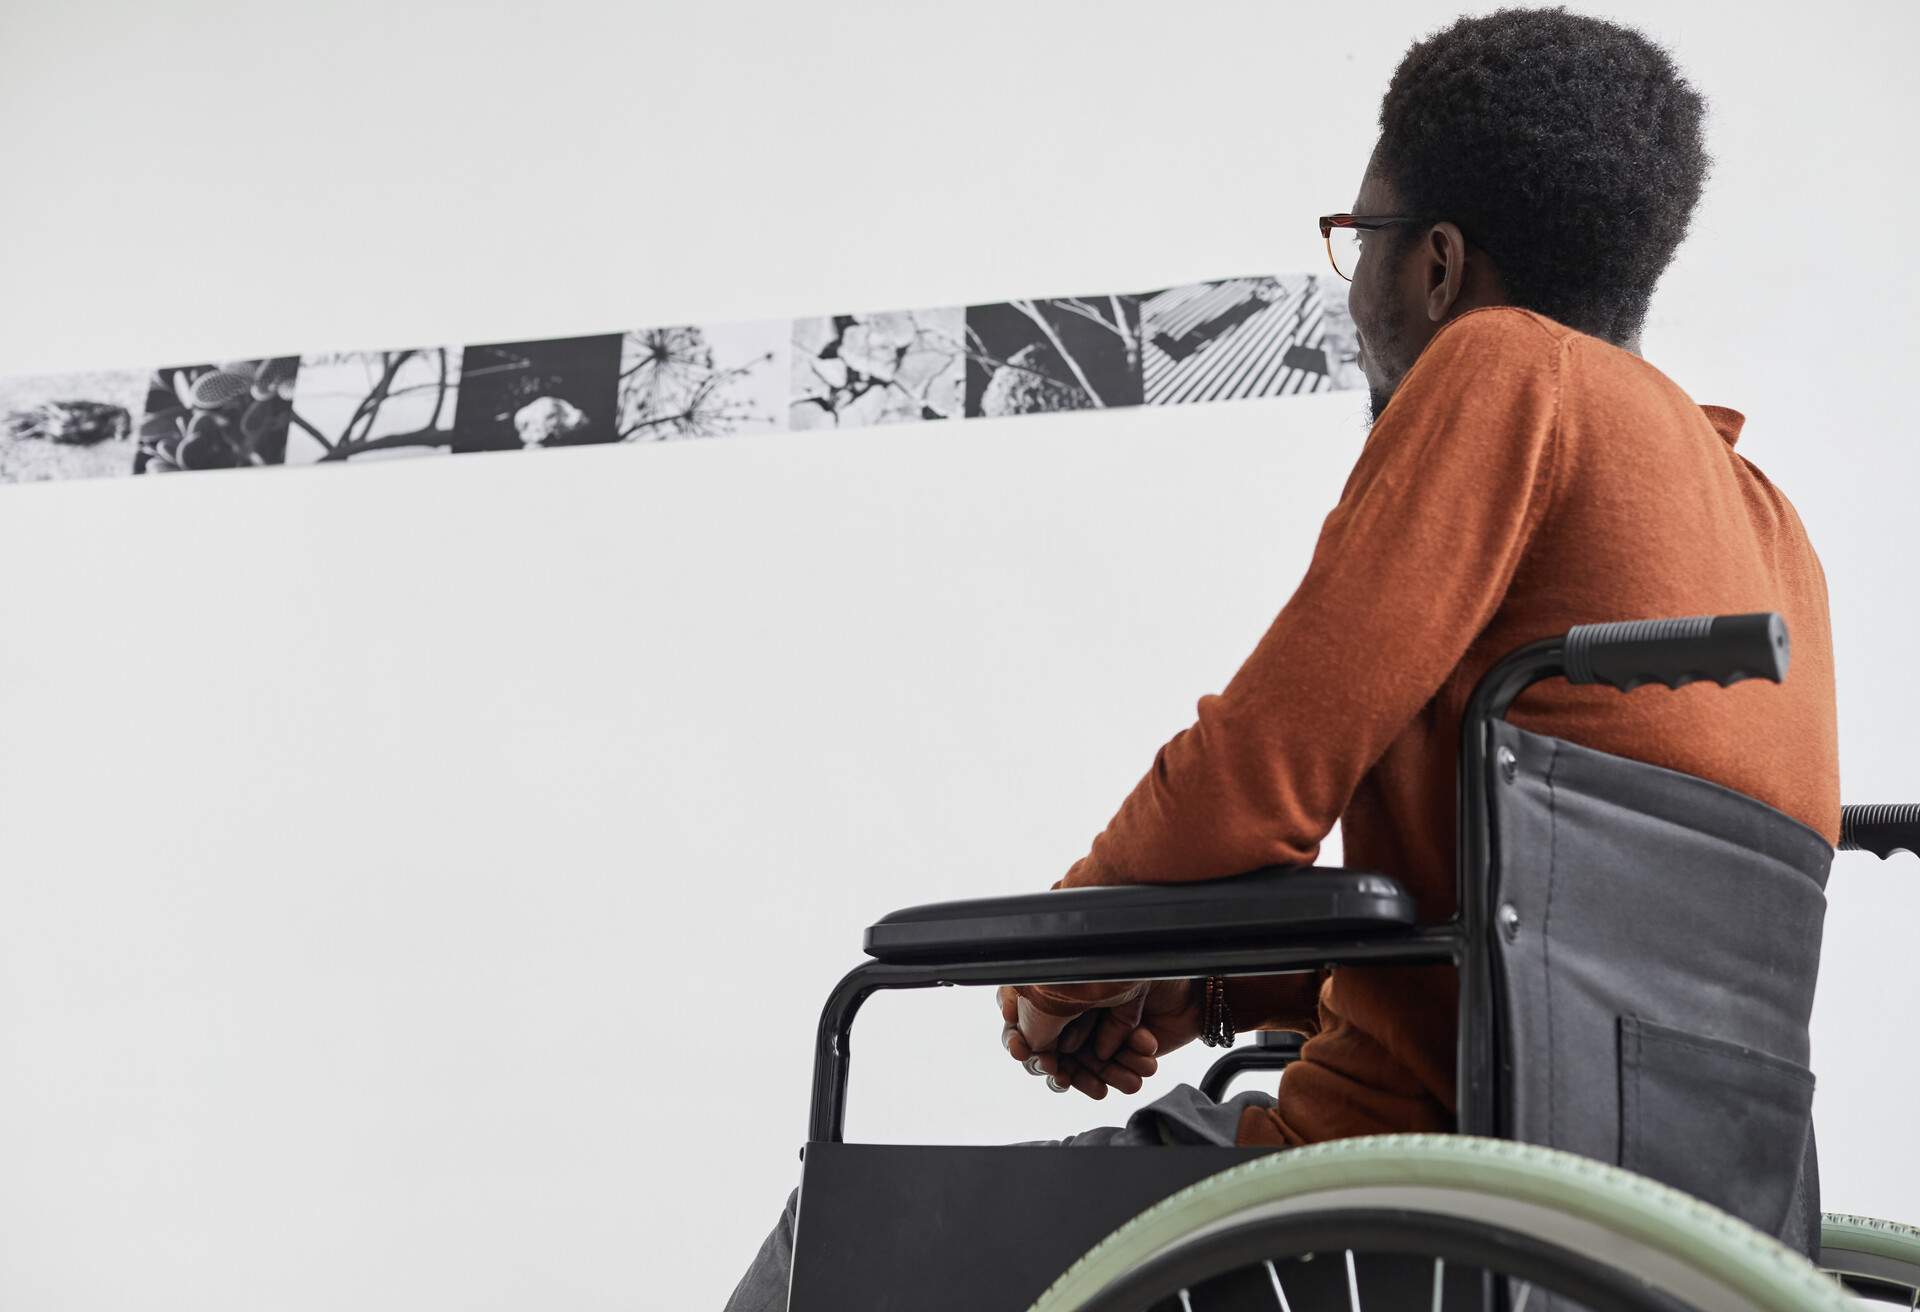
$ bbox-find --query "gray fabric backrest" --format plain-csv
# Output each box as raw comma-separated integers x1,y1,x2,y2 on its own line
1485,719,1831,1259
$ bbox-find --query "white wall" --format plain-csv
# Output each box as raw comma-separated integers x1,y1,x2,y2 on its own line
0,0,1914,1306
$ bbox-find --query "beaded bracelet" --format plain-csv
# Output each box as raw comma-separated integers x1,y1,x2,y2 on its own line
1200,975,1236,1048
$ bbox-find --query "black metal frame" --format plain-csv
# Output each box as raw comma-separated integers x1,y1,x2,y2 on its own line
806,624,1608,1145
782,609,1920,1312
803,609,1920,1151
1196,1029,1303,1102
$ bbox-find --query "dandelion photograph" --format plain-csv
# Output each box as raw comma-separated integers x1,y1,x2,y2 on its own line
618,320,786,441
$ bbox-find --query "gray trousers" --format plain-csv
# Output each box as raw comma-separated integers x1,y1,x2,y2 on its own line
721,1081,1279,1312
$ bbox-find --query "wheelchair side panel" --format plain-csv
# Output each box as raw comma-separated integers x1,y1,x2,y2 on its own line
786,1142,1281,1311
1486,719,1830,1257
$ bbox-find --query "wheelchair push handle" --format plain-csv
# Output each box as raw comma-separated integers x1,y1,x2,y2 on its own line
1563,611,1789,693
1840,804,1920,861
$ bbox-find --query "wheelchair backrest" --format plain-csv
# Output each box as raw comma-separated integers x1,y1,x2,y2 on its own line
1484,718,1829,1258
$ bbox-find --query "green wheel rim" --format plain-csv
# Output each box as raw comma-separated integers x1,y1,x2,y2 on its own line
1819,1212,1920,1301
1028,1133,1853,1312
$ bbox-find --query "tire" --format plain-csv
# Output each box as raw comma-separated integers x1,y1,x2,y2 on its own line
1818,1212,1920,1305
1027,1134,1854,1312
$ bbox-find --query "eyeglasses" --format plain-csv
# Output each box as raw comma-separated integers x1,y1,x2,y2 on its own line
1318,213,1435,282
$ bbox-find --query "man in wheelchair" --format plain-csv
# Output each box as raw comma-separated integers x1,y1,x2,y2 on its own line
724,8,1898,1310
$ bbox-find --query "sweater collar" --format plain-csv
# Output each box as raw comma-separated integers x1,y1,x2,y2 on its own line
1700,404,1745,448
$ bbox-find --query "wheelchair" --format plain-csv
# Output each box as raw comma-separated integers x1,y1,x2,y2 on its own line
785,612,1920,1311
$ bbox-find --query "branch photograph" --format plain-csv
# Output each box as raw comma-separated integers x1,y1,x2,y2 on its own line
286,348,465,465
961,295,1143,417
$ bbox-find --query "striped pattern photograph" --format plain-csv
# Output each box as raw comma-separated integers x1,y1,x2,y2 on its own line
1142,275,1361,405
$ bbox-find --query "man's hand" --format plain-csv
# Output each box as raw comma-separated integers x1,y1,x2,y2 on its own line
996,978,1206,1100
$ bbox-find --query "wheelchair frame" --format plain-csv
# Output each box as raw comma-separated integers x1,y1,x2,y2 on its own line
809,613,1822,1146
794,612,1919,1309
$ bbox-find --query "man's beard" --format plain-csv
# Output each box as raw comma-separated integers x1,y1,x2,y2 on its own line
1359,312,1402,428
1365,378,1394,428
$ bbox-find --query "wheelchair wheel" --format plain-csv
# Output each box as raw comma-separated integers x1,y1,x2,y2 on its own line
1027,1134,1853,1312
1818,1213,1920,1305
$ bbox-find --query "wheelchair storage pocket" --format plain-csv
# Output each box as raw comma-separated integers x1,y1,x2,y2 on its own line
1617,1014,1815,1238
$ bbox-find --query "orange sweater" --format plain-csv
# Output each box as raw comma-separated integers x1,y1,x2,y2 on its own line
1043,305,1841,1148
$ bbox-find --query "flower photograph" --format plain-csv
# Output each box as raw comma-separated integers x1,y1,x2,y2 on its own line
790,308,964,429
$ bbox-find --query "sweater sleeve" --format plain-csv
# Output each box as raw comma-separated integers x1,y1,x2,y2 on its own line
1053,307,1567,891
1222,968,1326,1035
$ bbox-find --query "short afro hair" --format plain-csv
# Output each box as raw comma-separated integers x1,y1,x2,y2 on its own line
1374,5,1713,347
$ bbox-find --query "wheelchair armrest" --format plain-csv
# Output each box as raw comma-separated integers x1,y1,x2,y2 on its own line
862,866,1415,964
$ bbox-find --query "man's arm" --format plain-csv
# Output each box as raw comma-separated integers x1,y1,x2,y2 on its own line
1055,308,1569,892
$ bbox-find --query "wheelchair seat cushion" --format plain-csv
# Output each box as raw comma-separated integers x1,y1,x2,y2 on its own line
863,866,1415,963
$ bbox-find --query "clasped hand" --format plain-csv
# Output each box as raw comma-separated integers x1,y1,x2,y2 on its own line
997,976,1206,1100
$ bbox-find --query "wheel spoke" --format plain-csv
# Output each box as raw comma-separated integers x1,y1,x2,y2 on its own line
1262,1259,1294,1312
1033,1136,1880,1312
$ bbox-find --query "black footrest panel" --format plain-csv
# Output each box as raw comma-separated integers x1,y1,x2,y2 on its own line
788,1141,1278,1311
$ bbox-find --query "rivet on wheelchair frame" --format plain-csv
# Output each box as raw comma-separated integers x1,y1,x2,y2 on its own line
1498,746,1519,784
1499,903,1521,941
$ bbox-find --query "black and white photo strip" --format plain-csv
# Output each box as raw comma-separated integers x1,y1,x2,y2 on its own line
0,274,1360,487
1142,274,1363,404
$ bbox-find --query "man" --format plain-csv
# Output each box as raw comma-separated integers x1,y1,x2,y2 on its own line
725,6,1841,1305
